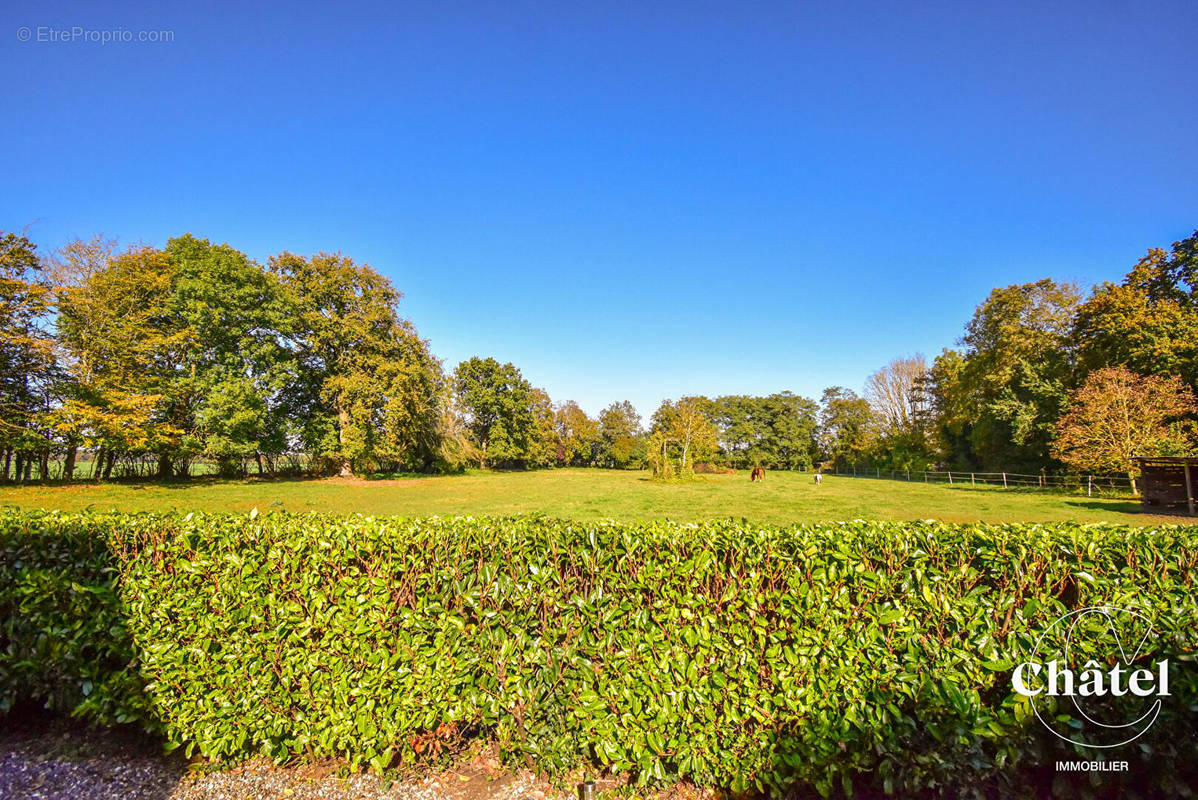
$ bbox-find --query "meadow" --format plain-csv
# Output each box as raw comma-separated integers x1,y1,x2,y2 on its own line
0,468,1187,525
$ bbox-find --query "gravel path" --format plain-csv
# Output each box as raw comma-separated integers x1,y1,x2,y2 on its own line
0,714,592,800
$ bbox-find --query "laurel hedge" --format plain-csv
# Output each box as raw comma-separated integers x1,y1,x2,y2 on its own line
2,510,1196,797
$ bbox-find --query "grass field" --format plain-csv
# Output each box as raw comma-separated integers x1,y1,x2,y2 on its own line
0,468,1190,525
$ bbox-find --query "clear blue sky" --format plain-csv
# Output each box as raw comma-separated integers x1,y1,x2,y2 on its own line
4,1,1196,419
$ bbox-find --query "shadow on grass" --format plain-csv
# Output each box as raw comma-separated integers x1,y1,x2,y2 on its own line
1061,498,1157,515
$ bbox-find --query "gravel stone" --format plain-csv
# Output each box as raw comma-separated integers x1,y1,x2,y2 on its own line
0,714,593,800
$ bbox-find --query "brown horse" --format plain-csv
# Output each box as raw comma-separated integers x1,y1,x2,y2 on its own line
750,467,765,482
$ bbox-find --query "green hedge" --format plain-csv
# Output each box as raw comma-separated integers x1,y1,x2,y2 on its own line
2,510,1196,797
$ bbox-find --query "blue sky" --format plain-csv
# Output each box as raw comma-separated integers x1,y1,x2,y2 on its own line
4,0,1196,419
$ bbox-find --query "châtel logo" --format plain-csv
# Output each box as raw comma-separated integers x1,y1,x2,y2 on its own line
1011,606,1169,749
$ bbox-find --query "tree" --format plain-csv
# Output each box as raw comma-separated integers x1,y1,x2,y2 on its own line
433,391,481,473
597,400,644,468
273,251,442,476
922,349,972,469
866,355,936,470
166,234,298,476
866,355,930,434
1052,366,1196,493
452,357,539,468
646,429,674,480
817,387,875,470
649,397,717,477
671,398,716,475
554,401,600,465
52,242,183,479
0,233,55,481
955,279,1081,471
710,393,818,469
1074,234,1198,393
526,387,558,468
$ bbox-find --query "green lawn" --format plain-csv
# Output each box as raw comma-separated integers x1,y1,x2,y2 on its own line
0,468,1189,525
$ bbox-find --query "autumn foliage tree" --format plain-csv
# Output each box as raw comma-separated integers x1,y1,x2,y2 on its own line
554,401,600,465
1052,366,1197,493
52,240,182,479
0,233,55,481
1074,233,1198,392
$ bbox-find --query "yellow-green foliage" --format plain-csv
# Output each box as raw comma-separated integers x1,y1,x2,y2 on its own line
2,510,1196,797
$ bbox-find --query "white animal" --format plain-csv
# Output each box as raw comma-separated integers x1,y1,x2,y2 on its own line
814,473,823,485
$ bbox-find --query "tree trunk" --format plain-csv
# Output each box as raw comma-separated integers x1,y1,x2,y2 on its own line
102,451,116,480
23,456,33,482
64,444,77,481
255,453,264,476
337,407,355,477
13,454,24,483
1129,472,1137,496
2,449,10,482
157,454,173,480
93,447,105,479
40,449,49,481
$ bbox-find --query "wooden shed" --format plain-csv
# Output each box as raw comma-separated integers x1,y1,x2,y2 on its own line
1132,456,1197,515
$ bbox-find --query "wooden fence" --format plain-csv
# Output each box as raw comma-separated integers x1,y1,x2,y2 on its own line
830,466,1135,496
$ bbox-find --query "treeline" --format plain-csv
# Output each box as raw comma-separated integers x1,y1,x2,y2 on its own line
845,230,1198,484
450,229,1198,484
1,230,1195,482
1,233,448,480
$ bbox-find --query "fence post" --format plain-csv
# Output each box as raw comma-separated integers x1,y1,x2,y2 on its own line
924,471,928,483
1002,472,1008,488
906,469,910,481
971,472,975,485
877,467,880,478
948,471,953,485
1185,465,1195,516
1087,476,1092,497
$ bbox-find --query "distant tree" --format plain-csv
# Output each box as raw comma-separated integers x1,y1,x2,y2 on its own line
671,398,716,475
273,251,441,476
956,279,1081,471
526,387,558,468
711,392,818,469
0,233,55,481
554,401,600,465
432,391,481,473
922,348,973,469
597,400,644,468
452,357,538,468
817,386,875,469
650,397,717,477
646,429,674,480
866,355,936,469
866,355,930,433
1052,366,1197,493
